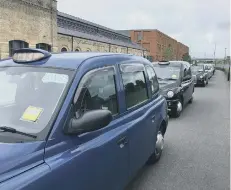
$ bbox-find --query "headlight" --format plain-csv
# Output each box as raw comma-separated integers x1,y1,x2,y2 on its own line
167,91,174,98
200,76,203,79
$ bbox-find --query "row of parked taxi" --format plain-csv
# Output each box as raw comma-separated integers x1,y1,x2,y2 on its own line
191,63,215,87
0,49,212,190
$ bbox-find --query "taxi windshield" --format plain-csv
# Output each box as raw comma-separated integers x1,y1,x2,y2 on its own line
154,66,181,81
191,66,203,73
0,67,73,141
204,65,211,70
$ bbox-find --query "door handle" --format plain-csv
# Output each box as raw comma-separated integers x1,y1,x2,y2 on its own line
151,115,156,123
117,136,128,148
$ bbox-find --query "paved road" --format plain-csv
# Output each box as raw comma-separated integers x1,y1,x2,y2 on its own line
126,71,230,190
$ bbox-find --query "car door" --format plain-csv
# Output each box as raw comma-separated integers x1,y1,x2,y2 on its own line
181,64,194,104
44,66,129,190
118,63,157,180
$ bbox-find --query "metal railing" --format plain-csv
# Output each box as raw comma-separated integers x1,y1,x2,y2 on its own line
215,60,230,81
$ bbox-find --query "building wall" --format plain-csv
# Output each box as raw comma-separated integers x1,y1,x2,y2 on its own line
0,0,58,59
58,34,145,56
0,0,146,59
130,30,189,62
177,42,189,60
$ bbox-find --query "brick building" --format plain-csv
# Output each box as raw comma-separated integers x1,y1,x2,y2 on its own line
0,0,148,59
119,29,189,62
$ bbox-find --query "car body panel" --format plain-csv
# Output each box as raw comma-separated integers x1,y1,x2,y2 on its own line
0,141,46,183
0,52,168,190
153,61,194,114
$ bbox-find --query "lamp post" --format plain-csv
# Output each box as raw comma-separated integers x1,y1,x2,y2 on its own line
213,43,216,65
223,48,227,69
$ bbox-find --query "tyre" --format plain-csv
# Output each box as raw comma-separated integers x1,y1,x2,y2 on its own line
206,78,209,85
202,80,206,87
172,100,183,118
189,96,193,104
147,131,164,164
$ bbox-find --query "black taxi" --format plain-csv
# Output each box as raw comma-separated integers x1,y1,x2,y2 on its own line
152,61,194,117
191,64,209,87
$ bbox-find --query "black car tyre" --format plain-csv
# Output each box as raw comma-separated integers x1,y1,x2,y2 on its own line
202,80,206,87
172,100,183,118
206,78,209,85
189,96,193,104
147,131,164,165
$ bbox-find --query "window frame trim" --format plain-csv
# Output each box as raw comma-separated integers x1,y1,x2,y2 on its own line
145,65,159,98
36,43,52,52
120,63,149,110
9,40,29,57
73,65,120,116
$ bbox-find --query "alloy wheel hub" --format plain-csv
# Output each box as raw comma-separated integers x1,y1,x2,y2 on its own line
155,132,164,154
177,101,182,112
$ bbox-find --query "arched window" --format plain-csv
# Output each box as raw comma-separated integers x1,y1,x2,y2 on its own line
75,48,81,52
61,47,68,52
86,49,91,52
36,43,51,52
9,40,29,56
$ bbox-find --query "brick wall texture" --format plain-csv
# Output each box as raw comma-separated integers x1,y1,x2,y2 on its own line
130,30,189,61
0,0,146,59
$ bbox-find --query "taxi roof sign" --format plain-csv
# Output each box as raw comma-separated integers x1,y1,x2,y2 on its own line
13,48,51,63
158,61,170,65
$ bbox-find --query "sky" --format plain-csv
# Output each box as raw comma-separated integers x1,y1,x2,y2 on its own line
58,0,230,58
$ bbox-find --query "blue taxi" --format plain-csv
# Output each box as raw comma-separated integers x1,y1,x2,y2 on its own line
0,49,168,190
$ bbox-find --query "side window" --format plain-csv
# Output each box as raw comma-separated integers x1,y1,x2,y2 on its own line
74,67,118,116
146,65,159,95
121,66,148,109
187,67,192,77
183,67,192,81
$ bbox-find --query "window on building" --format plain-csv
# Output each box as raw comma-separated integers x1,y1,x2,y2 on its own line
75,48,81,52
61,47,68,52
86,49,91,52
74,67,118,116
121,64,148,109
36,43,51,52
146,66,159,95
9,40,29,56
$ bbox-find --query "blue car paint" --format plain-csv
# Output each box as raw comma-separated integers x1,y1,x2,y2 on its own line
0,52,168,190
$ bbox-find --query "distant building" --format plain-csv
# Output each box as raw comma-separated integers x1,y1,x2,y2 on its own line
118,29,189,62
0,0,148,59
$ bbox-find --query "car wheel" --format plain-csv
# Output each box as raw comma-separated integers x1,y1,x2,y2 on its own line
147,131,164,164
202,80,206,87
206,78,209,85
189,96,193,104
172,100,183,118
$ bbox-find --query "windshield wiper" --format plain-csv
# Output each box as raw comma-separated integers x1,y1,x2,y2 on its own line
0,126,37,139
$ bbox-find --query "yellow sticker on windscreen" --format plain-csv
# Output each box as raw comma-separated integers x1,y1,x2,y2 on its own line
172,74,177,79
21,106,43,122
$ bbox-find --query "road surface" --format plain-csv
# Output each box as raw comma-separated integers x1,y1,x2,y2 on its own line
126,71,230,190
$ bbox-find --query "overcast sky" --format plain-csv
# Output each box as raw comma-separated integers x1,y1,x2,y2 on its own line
58,0,230,58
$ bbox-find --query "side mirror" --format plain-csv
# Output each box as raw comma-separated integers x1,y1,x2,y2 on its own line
65,110,113,135
183,75,191,81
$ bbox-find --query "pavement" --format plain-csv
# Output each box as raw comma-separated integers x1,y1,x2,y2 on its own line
126,71,230,190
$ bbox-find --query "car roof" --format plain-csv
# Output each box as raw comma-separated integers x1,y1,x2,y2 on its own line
0,52,147,70
152,61,183,67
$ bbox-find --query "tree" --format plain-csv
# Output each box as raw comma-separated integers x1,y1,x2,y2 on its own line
164,45,173,61
182,53,191,63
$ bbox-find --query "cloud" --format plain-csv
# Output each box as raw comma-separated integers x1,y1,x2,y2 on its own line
58,0,230,58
